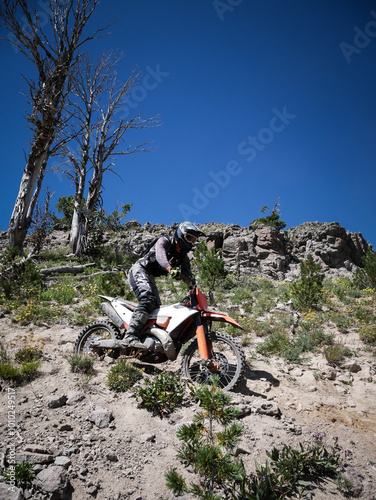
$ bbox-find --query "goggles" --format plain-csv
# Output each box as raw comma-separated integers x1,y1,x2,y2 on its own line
183,233,198,245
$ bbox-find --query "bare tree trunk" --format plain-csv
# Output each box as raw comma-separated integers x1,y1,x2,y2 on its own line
27,157,48,230
69,125,92,254
9,149,50,250
1,0,104,252
69,177,87,254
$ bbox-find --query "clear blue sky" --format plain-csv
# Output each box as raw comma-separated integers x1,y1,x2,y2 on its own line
1,0,375,246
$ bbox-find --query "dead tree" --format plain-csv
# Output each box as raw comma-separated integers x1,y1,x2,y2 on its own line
60,51,156,255
0,0,106,252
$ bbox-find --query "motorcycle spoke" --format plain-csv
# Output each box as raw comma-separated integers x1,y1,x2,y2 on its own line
181,331,246,391
75,322,121,356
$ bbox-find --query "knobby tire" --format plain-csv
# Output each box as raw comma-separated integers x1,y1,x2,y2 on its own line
74,321,122,355
181,331,246,391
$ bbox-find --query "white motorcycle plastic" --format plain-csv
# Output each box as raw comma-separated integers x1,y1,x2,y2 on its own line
74,287,246,391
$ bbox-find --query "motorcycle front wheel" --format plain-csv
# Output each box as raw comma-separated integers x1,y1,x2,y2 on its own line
181,331,246,391
74,321,121,355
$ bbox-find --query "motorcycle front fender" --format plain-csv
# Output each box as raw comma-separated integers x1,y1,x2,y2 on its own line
202,311,244,330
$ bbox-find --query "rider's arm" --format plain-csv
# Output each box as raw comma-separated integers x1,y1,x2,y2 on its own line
180,255,196,287
155,236,173,272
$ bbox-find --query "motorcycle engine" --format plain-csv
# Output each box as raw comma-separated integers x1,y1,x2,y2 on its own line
142,335,164,353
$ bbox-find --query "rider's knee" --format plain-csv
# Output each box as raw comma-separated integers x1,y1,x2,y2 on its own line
138,294,157,314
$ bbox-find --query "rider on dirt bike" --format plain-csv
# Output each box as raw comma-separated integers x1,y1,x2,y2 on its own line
122,221,205,349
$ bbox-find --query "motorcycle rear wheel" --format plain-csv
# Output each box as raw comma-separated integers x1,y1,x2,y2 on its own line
74,321,121,355
181,331,246,391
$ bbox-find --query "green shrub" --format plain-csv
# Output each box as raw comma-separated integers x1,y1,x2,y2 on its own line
335,472,354,494
107,359,143,392
39,247,69,262
166,382,343,499
13,300,63,326
326,311,353,333
40,278,77,304
359,324,376,345
0,360,40,386
256,331,290,356
352,247,376,290
0,247,43,301
0,333,44,385
250,319,271,337
193,241,228,291
256,325,333,363
133,371,185,418
165,379,244,497
323,342,347,364
98,272,126,296
255,292,275,313
52,195,77,226
1,460,36,488
291,254,324,310
14,347,43,364
244,437,340,498
294,327,333,352
67,354,95,374
231,287,255,304
250,203,286,231
353,306,374,324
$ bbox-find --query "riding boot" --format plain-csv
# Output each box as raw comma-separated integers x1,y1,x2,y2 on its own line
121,310,149,349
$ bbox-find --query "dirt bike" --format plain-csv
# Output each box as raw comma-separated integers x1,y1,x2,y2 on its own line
74,287,246,391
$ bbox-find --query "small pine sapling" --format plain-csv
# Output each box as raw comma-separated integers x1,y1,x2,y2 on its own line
291,254,324,310
165,378,245,498
193,241,228,291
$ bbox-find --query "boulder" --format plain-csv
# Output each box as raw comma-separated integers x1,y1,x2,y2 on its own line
34,465,69,499
88,407,113,428
0,483,23,500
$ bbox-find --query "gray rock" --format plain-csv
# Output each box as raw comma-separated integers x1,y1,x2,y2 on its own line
66,391,85,405
46,395,67,409
16,452,54,464
326,369,337,380
58,423,73,432
337,374,353,385
36,221,370,282
88,407,113,428
34,465,69,499
344,362,362,373
106,453,119,462
0,482,24,500
255,401,281,417
139,433,156,443
234,403,252,417
24,445,51,454
54,456,71,469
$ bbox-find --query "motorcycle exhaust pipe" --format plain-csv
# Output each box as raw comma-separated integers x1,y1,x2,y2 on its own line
100,302,124,329
143,327,177,361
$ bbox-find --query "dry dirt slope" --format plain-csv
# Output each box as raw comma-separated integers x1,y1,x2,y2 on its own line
1,315,376,500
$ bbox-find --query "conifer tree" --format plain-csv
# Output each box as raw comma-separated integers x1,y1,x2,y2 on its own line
165,379,245,499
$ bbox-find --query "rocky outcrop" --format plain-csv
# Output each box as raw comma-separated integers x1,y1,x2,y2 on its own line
0,220,370,281
285,221,368,279
231,221,369,279
220,224,291,280
113,220,369,280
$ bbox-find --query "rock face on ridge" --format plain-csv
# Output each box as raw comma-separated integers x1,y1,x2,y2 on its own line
113,220,369,281
0,220,370,281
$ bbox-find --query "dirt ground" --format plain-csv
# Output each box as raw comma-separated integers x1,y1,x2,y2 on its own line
1,315,376,499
